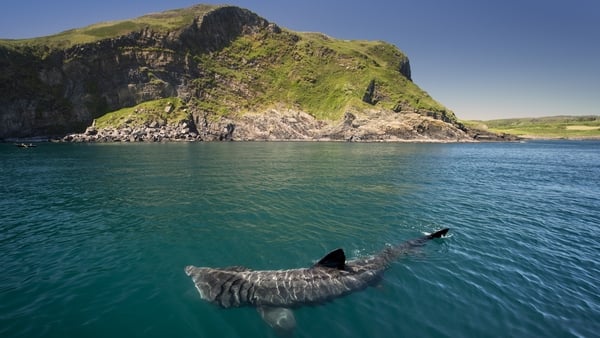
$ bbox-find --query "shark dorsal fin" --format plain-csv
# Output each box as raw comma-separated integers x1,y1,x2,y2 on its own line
316,248,346,269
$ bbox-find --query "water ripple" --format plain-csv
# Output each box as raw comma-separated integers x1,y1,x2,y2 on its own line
1,142,600,337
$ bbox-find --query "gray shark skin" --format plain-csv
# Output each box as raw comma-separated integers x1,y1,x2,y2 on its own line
185,228,449,334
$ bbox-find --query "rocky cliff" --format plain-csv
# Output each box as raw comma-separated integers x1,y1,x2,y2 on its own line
0,4,507,142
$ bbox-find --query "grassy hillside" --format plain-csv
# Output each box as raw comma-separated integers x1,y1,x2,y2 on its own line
463,116,600,139
190,30,448,121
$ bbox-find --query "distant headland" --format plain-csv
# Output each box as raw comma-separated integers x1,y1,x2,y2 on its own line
1,4,518,142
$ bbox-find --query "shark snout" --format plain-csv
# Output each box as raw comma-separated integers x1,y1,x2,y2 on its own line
258,307,296,335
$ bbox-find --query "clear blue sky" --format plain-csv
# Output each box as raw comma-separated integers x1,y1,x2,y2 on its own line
1,0,599,120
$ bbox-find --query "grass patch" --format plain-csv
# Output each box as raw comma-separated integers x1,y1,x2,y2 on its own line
565,125,600,131
95,98,187,128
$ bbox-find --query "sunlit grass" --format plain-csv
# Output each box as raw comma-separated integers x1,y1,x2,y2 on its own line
195,29,448,121
95,98,187,128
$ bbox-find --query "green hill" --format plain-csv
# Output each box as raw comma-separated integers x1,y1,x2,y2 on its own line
0,4,470,141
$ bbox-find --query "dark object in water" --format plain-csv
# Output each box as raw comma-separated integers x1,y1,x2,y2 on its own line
185,228,450,334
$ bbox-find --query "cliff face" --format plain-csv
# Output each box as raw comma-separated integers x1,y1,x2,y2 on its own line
0,5,490,141
1,6,269,138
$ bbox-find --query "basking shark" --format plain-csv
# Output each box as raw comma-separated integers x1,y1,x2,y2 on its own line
185,228,449,334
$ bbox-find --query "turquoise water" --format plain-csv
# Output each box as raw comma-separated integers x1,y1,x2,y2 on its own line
1,141,599,337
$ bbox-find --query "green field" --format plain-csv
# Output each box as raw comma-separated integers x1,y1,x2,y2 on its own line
463,116,600,139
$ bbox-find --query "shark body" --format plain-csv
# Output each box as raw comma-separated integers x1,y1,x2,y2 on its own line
185,228,449,333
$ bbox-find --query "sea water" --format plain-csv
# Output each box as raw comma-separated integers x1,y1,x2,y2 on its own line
1,141,599,337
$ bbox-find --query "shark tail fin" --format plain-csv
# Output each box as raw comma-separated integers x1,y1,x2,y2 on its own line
427,228,449,239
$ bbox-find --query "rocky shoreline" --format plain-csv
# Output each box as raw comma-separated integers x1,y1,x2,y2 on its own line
62,122,202,143
58,109,516,143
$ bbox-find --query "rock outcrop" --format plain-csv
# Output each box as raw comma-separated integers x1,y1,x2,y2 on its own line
63,104,477,142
